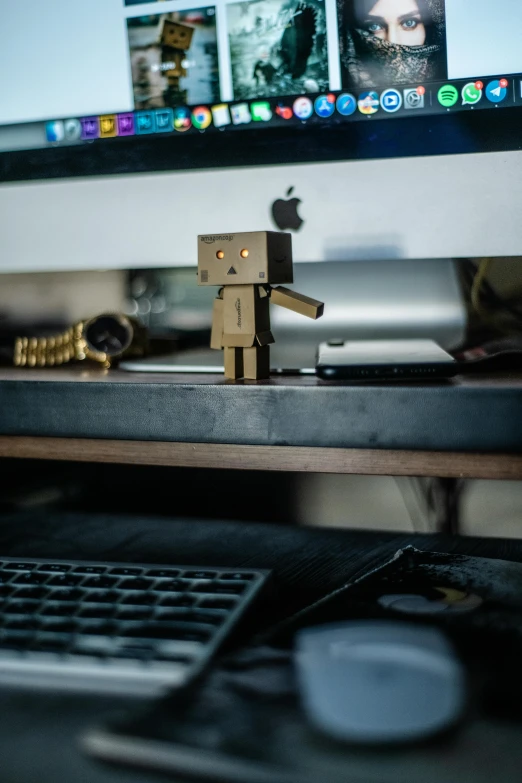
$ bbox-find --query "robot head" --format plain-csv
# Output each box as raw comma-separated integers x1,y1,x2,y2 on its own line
197,231,293,286
160,20,195,50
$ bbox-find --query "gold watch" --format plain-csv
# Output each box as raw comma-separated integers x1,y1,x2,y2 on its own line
13,314,147,369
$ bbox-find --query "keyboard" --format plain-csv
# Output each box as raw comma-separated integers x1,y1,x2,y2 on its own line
0,557,269,695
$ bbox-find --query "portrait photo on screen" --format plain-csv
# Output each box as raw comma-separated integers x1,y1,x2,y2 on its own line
127,10,219,109
227,0,329,100
338,0,447,90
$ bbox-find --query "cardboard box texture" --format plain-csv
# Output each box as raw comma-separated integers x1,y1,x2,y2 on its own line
197,231,293,287
222,285,274,347
210,297,224,349
271,286,324,319
224,347,243,379
243,346,270,380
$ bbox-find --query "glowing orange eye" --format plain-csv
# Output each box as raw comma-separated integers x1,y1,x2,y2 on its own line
216,250,224,259
240,249,249,258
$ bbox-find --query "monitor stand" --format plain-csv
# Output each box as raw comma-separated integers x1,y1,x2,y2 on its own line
121,259,466,374
268,259,466,370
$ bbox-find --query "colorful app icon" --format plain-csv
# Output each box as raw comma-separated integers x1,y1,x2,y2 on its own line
403,87,425,109
156,108,174,132
173,107,191,132
63,119,82,141
437,84,458,108
117,113,135,136
293,96,313,120
45,121,65,142
136,111,156,134
486,79,508,104
211,104,231,128
231,103,252,125
380,88,402,113
251,102,272,121
99,115,117,138
192,106,212,130
276,104,293,120
336,93,357,117
314,94,335,118
80,117,99,140
358,91,379,115
462,81,482,106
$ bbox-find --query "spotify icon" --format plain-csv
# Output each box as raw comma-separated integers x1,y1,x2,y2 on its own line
438,85,459,108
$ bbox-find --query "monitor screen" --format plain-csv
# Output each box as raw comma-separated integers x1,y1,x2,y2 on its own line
2,0,522,181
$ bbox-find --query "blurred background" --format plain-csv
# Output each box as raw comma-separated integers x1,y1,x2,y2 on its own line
2,258,522,538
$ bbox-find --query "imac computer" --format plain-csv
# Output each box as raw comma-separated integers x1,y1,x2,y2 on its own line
2,0,522,272
1,0,521,350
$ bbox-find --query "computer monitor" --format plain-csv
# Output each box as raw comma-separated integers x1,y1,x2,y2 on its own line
1,0,522,273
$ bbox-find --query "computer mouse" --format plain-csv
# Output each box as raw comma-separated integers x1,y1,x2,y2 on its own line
295,621,466,744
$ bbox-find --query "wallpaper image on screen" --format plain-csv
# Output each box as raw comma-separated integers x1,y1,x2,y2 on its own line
227,0,329,100
337,0,447,90
127,10,220,109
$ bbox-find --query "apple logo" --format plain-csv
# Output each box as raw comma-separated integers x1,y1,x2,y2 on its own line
271,187,303,231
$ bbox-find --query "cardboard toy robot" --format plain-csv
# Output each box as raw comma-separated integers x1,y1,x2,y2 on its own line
198,231,324,379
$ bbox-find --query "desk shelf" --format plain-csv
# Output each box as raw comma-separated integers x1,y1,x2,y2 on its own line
1,368,521,479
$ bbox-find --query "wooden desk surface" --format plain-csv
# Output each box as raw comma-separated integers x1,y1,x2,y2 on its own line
0,367,521,479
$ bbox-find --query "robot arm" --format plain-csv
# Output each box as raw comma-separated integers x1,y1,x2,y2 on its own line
270,286,324,319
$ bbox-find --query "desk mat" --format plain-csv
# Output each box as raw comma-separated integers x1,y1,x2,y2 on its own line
83,547,522,783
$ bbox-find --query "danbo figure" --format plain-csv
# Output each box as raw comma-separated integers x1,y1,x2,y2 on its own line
160,20,195,51
198,231,324,379
159,20,194,104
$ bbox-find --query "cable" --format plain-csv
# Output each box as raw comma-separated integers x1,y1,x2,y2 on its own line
470,258,493,319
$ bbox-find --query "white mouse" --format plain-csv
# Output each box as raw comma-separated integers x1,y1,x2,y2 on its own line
295,621,466,744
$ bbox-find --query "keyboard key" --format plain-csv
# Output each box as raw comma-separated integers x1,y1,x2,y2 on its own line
109,650,150,662
146,569,180,578
32,637,69,653
82,576,118,589
41,620,77,634
4,618,41,632
69,648,106,659
220,572,255,581
84,591,118,604
188,611,225,627
13,587,48,600
81,622,117,636
153,652,193,664
122,624,211,642
153,579,189,593
199,598,237,610
119,578,154,591
121,593,156,605
207,582,247,595
49,589,83,602
4,601,41,615
110,567,142,576
41,603,75,616
78,606,114,619
14,573,49,586
159,595,194,608
155,609,189,622
0,633,34,650
184,571,216,580
2,563,37,571
48,575,84,587
73,566,106,575
37,564,70,573
116,607,153,621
